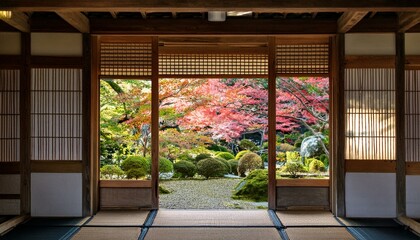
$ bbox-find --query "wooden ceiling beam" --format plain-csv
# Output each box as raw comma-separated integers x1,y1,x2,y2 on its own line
56,11,89,33
337,11,368,33
399,12,420,32
0,11,29,32
1,0,420,12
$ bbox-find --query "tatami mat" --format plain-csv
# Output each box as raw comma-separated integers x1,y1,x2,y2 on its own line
87,211,149,226
25,217,90,226
71,227,141,240
153,210,273,226
285,227,355,240
145,227,281,240
1,226,79,240
276,211,341,226
337,217,400,227
347,227,420,240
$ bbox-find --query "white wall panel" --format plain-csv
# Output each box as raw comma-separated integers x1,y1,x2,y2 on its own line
346,173,396,218
31,33,82,56
0,199,20,215
31,173,82,217
0,32,21,55
0,174,20,194
406,33,420,55
345,33,395,55
407,175,420,218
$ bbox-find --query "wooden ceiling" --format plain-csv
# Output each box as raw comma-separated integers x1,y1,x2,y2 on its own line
0,0,419,34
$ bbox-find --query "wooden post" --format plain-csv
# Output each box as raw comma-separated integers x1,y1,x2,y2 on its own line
82,33,91,216
20,32,31,215
90,36,100,214
151,37,159,209
268,37,277,210
395,32,406,217
335,33,346,217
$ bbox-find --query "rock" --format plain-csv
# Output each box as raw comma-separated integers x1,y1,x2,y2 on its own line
300,135,325,158
159,172,174,180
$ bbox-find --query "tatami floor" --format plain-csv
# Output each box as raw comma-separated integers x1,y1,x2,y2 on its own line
1,210,419,240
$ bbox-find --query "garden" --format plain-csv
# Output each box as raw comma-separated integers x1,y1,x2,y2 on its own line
100,77,329,208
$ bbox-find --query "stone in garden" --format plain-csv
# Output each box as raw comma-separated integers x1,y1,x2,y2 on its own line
300,135,325,158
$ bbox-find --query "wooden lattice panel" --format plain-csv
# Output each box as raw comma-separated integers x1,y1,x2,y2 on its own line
159,53,268,77
0,70,20,162
100,42,152,78
344,69,396,160
405,70,420,162
276,44,329,75
31,68,83,161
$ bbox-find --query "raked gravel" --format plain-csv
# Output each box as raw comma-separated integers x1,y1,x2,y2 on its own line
159,178,267,209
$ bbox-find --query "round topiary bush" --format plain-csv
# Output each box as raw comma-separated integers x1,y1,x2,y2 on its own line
228,159,239,175
173,160,197,178
239,139,257,150
304,158,317,167
100,165,124,179
158,157,174,173
194,153,212,164
282,161,306,178
237,152,262,177
216,152,235,160
215,157,231,173
277,143,296,152
121,156,150,178
235,150,251,160
233,169,268,201
207,144,229,152
309,159,326,172
197,158,227,179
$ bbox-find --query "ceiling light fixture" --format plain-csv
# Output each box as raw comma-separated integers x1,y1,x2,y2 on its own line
208,11,226,22
0,11,12,19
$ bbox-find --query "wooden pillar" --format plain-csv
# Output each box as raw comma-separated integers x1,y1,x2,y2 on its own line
334,33,346,217
20,32,31,215
268,37,277,210
395,32,406,217
90,36,100,214
82,33,91,216
151,36,159,209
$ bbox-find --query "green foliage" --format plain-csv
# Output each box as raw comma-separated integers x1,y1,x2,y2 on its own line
277,143,296,152
159,185,172,194
177,152,194,162
286,151,301,161
262,142,269,149
309,159,326,173
235,150,251,160
261,152,268,163
216,157,231,173
319,154,329,167
304,158,317,167
173,160,197,178
276,152,286,162
233,169,268,201
228,159,239,175
238,152,262,177
239,139,257,151
100,165,124,179
216,152,235,160
121,156,150,175
126,168,147,179
282,161,306,178
207,144,229,152
197,158,227,179
195,153,213,164
159,157,174,173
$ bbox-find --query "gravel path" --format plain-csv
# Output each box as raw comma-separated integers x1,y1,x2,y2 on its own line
159,178,268,209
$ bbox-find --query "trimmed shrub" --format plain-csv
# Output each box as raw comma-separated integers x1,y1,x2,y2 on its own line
194,153,212,164
228,159,239,175
159,185,172,194
207,144,229,152
159,157,174,173
278,143,296,152
309,159,326,172
319,154,329,167
121,156,150,178
126,168,147,179
177,152,194,162
174,160,197,178
216,157,231,173
100,165,124,179
197,158,227,179
286,151,301,161
216,152,235,160
282,161,306,178
233,169,268,201
276,152,286,162
304,158,317,167
239,139,257,151
238,152,262,177
235,150,251,160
